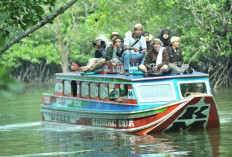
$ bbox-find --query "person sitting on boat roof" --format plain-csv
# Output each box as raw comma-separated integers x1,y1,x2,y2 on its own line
157,29,171,47
139,38,169,76
106,36,124,66
71,60,83,71
166,36,193,74
122,24,147,76
142,30,153,52
80,39,106,72
105,32,121,64
109,32,120,45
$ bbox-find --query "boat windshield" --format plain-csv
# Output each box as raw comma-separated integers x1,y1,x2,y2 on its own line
179,82,207,97
137,83,175,102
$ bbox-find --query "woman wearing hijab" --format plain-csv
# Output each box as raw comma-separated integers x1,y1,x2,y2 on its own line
157,29,171,47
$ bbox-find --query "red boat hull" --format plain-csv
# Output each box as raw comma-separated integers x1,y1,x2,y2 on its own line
41,95,219,135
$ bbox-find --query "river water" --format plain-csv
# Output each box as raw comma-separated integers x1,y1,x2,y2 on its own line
0,87,231,157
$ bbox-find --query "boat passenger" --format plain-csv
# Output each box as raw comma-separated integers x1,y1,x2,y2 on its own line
71,60,82,71
110,32,120,43
105,32,120,50
105,32,121,65
106,36,124,66
139,38,169,76
166,36,193,74
122,24,147,76
157,29,171,47
116,84,129,103
80,39,106,72
142,30,153,52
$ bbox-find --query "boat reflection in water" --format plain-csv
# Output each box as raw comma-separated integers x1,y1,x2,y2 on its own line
41,122,220,156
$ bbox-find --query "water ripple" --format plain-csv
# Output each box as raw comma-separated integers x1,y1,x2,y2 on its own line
0,150,95,157
0,122,41,131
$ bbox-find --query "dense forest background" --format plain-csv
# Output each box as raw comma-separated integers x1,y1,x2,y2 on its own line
0,0,232,90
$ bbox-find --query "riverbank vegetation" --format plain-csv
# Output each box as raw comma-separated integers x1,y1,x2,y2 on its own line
0,0,231,89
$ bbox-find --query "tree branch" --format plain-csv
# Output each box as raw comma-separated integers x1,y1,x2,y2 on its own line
191,9,210,32
0,0,78,55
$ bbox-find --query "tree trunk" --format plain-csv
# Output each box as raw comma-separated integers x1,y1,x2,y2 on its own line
56,16,70,72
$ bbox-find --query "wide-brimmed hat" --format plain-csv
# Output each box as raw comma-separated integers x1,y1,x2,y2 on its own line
171,36,181,43
150,38,163,46
109,32,120,39
133,24,143,30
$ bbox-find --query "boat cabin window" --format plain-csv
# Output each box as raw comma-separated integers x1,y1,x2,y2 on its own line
137,83,175,102
81,82,89,98
109,84,115,101
64,80,70,96
90,83,98,98
108,84,128,101
54,81,63,93
119,84,129,101
71,81,77,97
179,82,207,97
99,83,106,100
120,84,128,97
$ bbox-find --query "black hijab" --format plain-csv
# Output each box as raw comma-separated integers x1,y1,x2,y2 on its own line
157,29,171,47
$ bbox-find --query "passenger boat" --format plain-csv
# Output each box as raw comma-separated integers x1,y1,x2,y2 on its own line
41,64,220,135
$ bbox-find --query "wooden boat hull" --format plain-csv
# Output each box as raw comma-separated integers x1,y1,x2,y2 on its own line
41,95,219,135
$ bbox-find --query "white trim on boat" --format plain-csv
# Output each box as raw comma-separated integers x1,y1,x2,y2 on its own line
177,80,211,99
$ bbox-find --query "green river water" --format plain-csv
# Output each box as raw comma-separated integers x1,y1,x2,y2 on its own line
0,86,232,157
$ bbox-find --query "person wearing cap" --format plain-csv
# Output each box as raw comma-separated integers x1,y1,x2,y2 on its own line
105,32,121,64
122,24,147,76
157,29,171,47
105,36,124,66
80,39,106,72
139,38,169,76
109,32,120,43
166,36,193,74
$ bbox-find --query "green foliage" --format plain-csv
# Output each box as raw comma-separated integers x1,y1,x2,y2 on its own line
2,0,232,63
0,0,56,46
1,29,59,68
0,67,23,97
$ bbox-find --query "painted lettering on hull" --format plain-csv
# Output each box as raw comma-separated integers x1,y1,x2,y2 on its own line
55,98,88,108
118,120,134,127
92,119,134,128
92,119,117,127
50,113,70,123
165,98,210,132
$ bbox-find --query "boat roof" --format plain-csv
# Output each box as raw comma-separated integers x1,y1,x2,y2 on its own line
56,71,209,83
